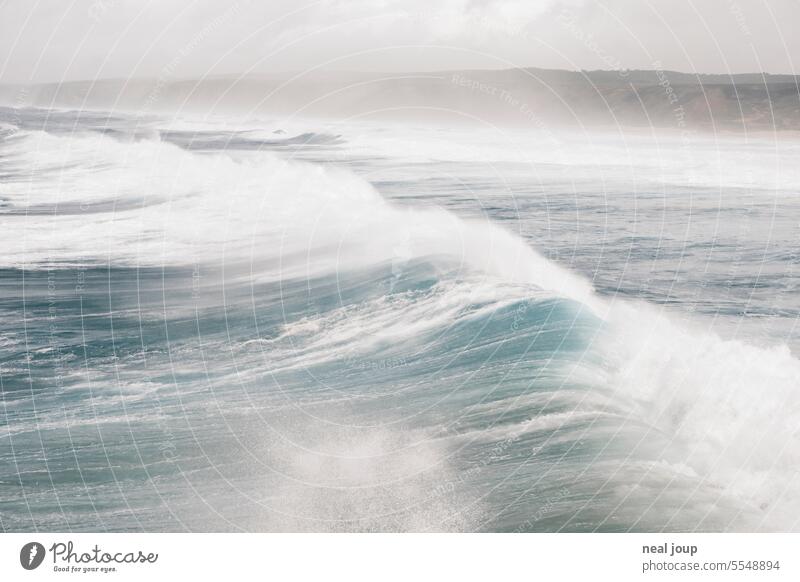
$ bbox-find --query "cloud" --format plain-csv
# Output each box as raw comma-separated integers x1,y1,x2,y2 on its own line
0,0,798,83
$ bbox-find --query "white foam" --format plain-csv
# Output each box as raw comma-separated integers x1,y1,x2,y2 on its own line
591,299,800,529
0,129,597,309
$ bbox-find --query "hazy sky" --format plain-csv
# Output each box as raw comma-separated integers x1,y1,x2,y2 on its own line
1,0,799,83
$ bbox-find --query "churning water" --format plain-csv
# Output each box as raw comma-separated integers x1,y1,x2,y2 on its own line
1,107,799,531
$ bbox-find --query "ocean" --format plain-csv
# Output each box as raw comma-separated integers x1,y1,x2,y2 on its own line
1,106,799,532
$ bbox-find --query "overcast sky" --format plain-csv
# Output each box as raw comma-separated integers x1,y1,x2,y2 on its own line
1,0,799,83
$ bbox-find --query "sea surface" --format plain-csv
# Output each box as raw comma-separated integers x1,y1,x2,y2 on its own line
1,106,799,532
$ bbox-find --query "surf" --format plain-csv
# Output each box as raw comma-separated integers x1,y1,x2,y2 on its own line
1,107,799,532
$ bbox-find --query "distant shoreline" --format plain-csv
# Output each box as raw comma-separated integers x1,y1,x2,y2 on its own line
2,67,799,132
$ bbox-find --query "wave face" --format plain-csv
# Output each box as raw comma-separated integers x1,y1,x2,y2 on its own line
1,106,800,532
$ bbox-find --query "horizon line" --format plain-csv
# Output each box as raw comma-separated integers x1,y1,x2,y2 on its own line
2,65,800,87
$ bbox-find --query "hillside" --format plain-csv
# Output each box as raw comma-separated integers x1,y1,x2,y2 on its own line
2,67,799,131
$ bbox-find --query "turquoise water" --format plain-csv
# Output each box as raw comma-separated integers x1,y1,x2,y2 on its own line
1,107,799,531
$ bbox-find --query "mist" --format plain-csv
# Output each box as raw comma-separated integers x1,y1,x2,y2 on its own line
1,0,800,84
